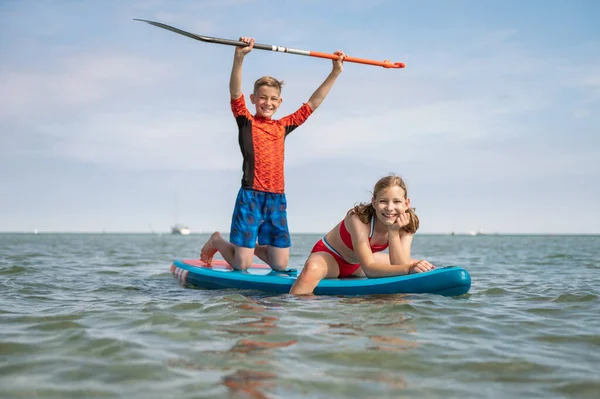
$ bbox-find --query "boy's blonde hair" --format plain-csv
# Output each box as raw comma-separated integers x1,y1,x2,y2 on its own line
348,174,420,234
253,76,284,95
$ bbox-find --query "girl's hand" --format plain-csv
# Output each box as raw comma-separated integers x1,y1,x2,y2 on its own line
389,211,411,232
236,37,255,56
408,259,435,274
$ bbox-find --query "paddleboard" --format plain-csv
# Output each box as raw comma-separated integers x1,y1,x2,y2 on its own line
170,259,471,296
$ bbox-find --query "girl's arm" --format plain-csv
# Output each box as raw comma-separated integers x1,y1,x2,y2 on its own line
387,209,414,265
347,215,434,277
387,230,413,266
346,215,412,277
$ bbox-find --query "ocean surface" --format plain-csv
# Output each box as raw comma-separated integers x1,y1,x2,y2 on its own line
1,233,599,399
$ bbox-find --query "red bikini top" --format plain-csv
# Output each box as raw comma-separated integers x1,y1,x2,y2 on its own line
339,216,389,253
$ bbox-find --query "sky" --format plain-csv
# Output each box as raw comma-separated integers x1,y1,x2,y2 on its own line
1,0,599,234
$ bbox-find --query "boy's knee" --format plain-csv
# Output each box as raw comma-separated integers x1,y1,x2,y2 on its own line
270,263,287,272
232,251,254,271
232,261,252,271
267,247,289,271
269,254,289,271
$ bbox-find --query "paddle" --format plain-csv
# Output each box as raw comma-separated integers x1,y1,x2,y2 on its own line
134,19,405,69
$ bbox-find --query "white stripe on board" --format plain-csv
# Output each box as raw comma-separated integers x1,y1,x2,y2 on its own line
169,265,189,284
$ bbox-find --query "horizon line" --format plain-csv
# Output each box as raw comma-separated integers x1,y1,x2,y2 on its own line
1,231,598,236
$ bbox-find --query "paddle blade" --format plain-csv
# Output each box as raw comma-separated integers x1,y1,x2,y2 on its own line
134,19,215,43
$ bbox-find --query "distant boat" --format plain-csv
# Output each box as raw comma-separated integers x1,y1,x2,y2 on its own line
470,229,487,236
171,224,191,235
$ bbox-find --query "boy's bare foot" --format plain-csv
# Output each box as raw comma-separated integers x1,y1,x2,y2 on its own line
200,232,221,265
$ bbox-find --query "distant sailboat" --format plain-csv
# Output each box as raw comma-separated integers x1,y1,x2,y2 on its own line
171,224,191,235
171,195,191,235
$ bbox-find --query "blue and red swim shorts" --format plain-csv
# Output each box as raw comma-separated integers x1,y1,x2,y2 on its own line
229,187,291,248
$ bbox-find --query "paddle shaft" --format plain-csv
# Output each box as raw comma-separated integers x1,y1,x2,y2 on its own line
134,19,405,69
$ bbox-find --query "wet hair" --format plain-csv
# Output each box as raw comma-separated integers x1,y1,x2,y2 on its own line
348,174,420,234
253,76,284,95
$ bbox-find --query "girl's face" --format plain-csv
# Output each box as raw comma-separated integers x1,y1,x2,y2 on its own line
250,86,282,119
372,186,411,226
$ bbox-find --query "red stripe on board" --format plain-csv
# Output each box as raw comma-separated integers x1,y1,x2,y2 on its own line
170,265,188,284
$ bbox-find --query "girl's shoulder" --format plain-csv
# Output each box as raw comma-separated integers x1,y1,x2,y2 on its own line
344,212,369,234
343,211,360,224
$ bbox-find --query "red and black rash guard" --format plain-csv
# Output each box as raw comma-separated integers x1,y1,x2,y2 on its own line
231,94,313,194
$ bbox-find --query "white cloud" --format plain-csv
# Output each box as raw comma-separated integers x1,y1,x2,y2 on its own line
0,53,169,118
35,110,241,170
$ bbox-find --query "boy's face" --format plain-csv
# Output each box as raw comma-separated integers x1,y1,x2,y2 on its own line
250,86,282,119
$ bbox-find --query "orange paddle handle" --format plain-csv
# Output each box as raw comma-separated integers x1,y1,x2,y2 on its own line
309,51,405,69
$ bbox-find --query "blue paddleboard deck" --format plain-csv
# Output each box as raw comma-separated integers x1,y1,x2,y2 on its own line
171,259,471,296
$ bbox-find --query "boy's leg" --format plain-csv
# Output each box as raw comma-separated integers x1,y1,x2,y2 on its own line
257,192,291,271
231,245,256,271
200,232,228,265
200,232,255,271
254,245,289,271
200,188,260,271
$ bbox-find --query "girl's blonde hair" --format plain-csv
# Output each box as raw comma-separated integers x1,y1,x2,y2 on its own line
253,76,284,95
348,175,420,234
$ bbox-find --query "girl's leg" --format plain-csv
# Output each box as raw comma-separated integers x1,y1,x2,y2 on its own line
289,252,340,295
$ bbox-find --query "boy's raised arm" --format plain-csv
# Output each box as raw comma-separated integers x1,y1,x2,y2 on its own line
307,50,345,110
229,37,255,99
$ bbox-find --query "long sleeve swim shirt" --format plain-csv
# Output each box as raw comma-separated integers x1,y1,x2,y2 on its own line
231,94,313,194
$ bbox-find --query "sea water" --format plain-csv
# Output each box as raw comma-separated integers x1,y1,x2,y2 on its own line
1,233,599,399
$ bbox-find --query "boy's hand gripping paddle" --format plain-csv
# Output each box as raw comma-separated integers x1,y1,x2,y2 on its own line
134,19,405,69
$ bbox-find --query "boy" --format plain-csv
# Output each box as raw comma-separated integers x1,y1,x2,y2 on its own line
201,36,345,271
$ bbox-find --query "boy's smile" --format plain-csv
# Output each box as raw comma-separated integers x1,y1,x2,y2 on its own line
250,86,283,119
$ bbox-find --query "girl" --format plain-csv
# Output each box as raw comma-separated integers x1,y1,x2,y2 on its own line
290,175,435,295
